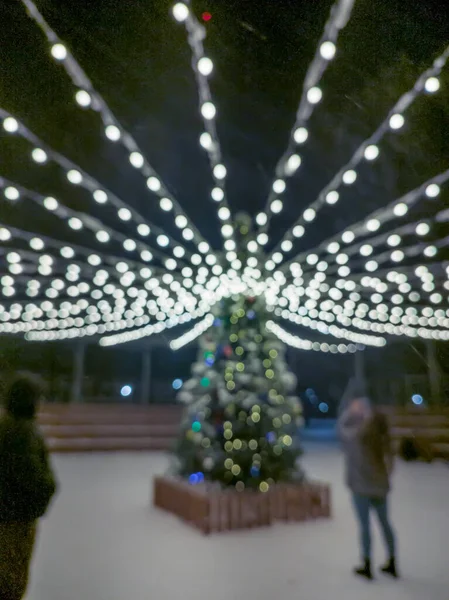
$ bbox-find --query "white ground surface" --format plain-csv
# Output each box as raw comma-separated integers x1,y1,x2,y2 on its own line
28,444,449,600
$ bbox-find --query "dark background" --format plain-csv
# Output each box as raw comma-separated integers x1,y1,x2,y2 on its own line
0,0,448,412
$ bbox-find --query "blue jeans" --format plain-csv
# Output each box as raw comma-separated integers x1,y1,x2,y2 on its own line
352,494,396,561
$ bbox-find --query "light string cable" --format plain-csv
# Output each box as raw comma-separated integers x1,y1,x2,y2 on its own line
266,319,361,354
267,45,449,267
276,259,449,339
281,168,449,273
172,1,238,261
0,176,197,274
20,0,219,264
0,226,223,338
255,0,356,235
0,108,201,268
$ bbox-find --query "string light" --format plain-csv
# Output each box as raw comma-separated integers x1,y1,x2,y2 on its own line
0,0,445,355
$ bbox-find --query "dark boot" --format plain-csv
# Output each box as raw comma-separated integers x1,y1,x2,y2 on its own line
381,557,399,578
354,559,373,580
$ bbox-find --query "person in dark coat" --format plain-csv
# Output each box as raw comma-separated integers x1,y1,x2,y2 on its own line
338,386,398,581
0,374,57,600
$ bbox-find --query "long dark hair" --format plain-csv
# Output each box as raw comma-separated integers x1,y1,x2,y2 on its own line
362,410,389,461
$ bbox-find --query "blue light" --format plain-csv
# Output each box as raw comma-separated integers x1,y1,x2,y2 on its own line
318,402,329,413
250,466,260,477
120,385,133,397
188,472,204,485
205,356,215,367
412,394,424,406
172,378,183,390
247,310,256,320
266,431,276,443
213,318,222,327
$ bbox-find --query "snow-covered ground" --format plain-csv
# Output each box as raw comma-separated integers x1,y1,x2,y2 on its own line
28,444,449,600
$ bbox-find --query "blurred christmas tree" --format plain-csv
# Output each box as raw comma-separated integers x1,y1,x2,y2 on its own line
171,293,304,491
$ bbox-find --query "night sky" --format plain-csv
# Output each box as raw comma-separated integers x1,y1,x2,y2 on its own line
0,0,448,405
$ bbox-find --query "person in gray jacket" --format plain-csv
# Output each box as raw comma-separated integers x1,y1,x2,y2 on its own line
338,388,398,581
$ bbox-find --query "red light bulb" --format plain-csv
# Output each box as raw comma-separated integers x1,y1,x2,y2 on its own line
202,12,212,22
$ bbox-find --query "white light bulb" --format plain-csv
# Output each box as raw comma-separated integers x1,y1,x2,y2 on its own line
256,212,267,226
327,242,340,254
157,235,169,247
129,152,144,168
342,169,357,185
173,246,185,258
200,132,213,150
213,164,226,179
293,225,305,238
365,260,378,272
270,199,283,214
198,241,209,253
281,240,293,252
172,217,187,233
30,238,44,251
326,190,339,205
123,239,137,252
342,230,355,243
105,125,121,141
425,77,440,93
387,234,401,247
51,43,67,61
159,197,172,212
391,250,404,262
293,127,308,144
173,2,189,21
211,187,224,202
425,183,440,198
0,228,11,241
218,206,230,220
75,90,91,107
61,247,74,258
3,117,19,133
165,259,177,270
198,57,214,76
68,217,83,230
137,224,150,237
4,187,19,201
182,228,194,241
393,202,408,217
31,148,48,163
118,208,132,221
307,86,322,104
303,208,316,222
201,102,216,120
364,145,379,161
67,170,82,184
257,233,268,245
272,252,283,264
389,114,404,130
147,176,161,192
424,245,437,258
221,224,233,238
273,179,286,194
285,154,301,175
360,244,373,256
141,250,153,262
96,230,110,243
366,219,380,232
306,253,318,266
320,41,336,60
247,241,258,253
93,190,107,204
416,222,430,236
